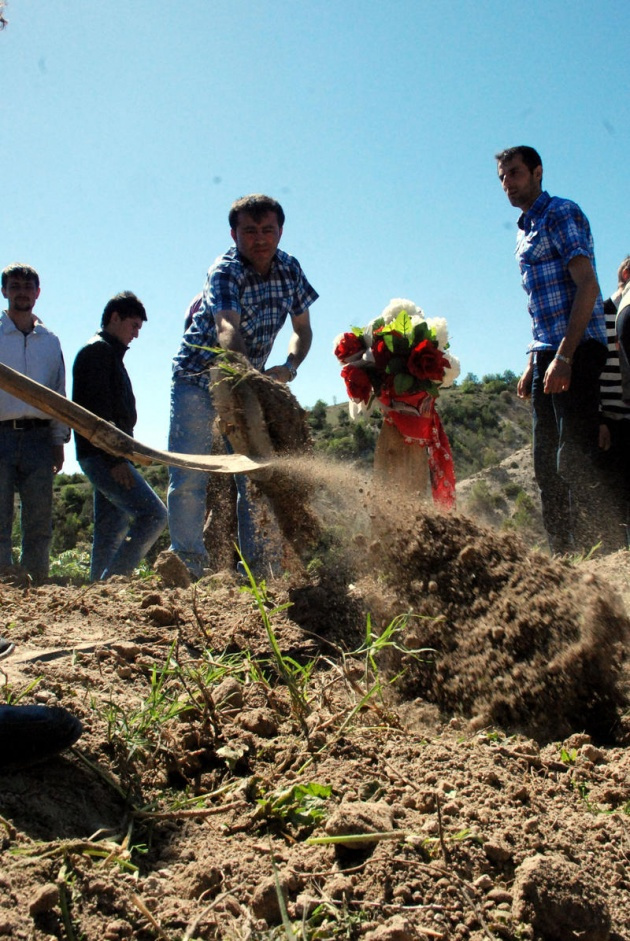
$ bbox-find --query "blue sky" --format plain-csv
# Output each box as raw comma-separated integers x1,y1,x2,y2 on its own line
2,0,629,473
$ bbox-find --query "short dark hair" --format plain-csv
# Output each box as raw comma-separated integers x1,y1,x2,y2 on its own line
101,291,147,328
618,256,630,286
2,263,40,290
229,194,285,229
495,146,543,173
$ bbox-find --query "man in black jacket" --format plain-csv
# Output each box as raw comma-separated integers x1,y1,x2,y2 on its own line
72,292,166,580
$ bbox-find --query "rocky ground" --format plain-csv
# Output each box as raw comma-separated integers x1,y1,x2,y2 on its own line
0,456,629,941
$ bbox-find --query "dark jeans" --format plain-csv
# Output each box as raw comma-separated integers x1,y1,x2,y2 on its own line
0,425,53,578
595,419,630,551
80,455,167,580
532,340,607,553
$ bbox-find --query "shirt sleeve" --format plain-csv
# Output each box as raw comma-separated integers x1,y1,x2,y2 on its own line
205,266,243,316
547,202,593,267
50,346,70,445
289,263,319,318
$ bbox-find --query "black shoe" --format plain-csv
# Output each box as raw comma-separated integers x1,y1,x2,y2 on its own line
0,705,83,772
0,637,15,660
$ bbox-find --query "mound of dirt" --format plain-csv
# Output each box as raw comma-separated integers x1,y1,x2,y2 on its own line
355,505,630,742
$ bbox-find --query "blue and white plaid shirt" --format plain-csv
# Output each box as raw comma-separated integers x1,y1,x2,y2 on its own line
516,191,605,352
173,247,318,389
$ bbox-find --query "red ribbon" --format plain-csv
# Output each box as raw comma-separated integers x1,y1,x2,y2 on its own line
378,390,456,509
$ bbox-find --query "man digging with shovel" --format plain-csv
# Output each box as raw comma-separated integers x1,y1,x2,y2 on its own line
167,194,318,581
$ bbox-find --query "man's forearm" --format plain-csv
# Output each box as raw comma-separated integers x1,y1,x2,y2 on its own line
215,311,249,358
558,256,600,360
558,283,600,359
287,322,313,368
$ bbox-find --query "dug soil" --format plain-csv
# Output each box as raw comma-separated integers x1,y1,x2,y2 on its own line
1,459,629,941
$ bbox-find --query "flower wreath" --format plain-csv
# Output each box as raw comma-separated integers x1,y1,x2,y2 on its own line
333,298,461,508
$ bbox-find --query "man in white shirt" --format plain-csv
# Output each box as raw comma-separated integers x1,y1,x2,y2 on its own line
0,263,69,582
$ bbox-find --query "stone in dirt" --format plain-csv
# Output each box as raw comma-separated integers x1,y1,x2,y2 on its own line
512,853,611,941
154,549,192,588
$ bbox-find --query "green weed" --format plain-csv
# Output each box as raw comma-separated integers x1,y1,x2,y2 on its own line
255,781,332,832
49,547,91,583
0,676,43,705
103,641,200,775
239,553,312,730
560,746,578,765
566,542,603,564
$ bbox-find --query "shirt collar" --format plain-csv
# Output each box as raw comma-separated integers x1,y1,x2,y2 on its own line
1,310,39,334
98,328,129,356
517,190,551,230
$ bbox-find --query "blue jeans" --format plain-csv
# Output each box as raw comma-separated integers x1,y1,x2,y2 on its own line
166,377,264,578
80,455,167,580
532,340,607,553
0,425,53,577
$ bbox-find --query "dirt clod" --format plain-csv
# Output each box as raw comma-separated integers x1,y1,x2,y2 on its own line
512,853,612,940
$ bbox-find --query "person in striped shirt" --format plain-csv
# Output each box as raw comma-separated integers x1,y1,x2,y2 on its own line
598,256,630,550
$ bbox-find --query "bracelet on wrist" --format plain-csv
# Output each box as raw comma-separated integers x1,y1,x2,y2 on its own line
284,359,298,381
554,353,572,366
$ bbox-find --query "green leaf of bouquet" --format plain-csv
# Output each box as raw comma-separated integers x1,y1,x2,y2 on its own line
389,310,415,339
382,332,396,353
412,321,430,345
350,326,363,337
385,355,407,375
392,333,411,355
394,373,415,394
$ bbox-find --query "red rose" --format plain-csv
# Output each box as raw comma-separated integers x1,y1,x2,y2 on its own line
341,364,373,404
407,339,449,382
372,337,392,370
334,332,365,362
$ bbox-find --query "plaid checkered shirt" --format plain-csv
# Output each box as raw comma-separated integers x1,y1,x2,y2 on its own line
173,247,318,389
516,191,605,352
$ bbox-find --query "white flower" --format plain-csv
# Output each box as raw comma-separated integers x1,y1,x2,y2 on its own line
442,353,461,388
362,319,382,346
380,297,425,324
348,398,375,420
425,317,449,351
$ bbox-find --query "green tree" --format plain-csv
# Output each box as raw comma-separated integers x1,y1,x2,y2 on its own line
337,408,350,428
308,399,329,431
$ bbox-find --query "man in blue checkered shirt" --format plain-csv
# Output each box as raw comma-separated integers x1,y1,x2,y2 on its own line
167,194,318,579
496,146,607,554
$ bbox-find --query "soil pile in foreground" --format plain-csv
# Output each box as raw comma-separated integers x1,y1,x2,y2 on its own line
356,503,630,743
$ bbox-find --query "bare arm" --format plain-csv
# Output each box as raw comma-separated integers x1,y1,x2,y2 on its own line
518,354,534,399
543,255,601,394
214,309,249,358
265,310,313,383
